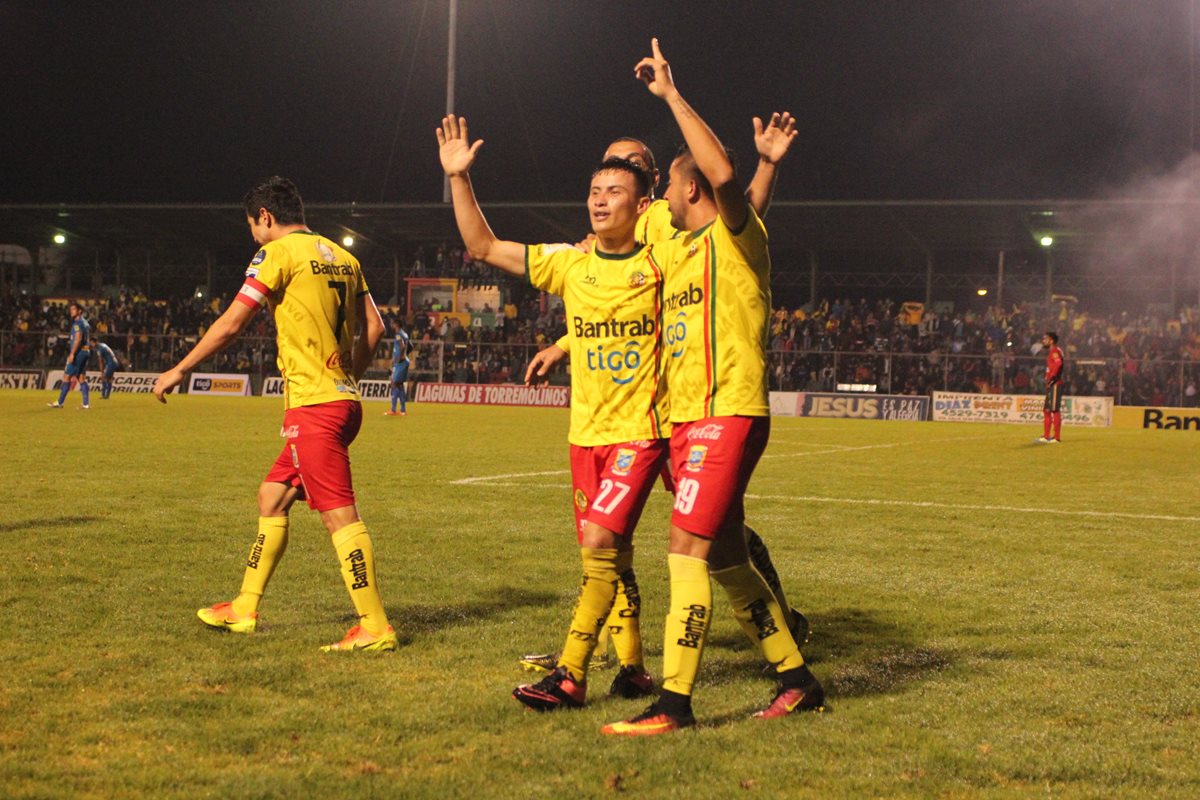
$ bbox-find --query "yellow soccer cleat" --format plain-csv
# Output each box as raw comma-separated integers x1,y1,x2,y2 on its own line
196,601,258,634
320,624,398,653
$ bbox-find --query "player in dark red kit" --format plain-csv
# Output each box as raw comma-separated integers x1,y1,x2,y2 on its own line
1038,331,1064,444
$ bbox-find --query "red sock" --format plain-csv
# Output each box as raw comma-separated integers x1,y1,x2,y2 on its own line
1043,412,1051,438
1052,412,1062,440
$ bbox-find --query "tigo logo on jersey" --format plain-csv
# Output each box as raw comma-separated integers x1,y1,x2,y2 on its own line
685,445,708,473
585,339,643,385
612,449,637,476
665,310,687,358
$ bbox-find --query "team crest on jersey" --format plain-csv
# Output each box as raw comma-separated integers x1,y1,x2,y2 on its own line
685,445,708,473
317,240,336,263
612,448,637,477
574,489,589,512
251,249,267,266
627,271,646,288
687,244,698,257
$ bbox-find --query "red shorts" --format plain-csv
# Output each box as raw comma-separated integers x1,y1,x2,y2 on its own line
669,416,769,539
569,439,669,542
264,400,362,512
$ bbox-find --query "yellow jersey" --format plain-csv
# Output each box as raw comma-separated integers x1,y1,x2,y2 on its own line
525,242,674,446
662,209,771,421
636,198,679,245
235,231,368,409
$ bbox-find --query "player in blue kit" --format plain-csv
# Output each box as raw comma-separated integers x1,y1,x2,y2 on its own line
91,335,122,400
48,302,91,410
385,319,411,416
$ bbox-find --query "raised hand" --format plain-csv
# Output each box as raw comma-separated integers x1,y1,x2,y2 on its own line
633,37,677,99
436,115,484,177
753,112,798,165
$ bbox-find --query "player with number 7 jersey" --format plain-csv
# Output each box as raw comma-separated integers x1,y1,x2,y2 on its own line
239,230,366,409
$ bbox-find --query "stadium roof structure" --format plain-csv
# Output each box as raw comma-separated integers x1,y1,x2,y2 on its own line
1,197,1195,257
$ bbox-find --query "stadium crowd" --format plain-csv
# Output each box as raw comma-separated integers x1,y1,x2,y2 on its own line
2,287,1197,405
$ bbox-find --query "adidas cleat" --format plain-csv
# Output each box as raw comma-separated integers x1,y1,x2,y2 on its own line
609,665,655,699
512,666,586,711
196,601,258,634
320,624,398,652
601,703,695,736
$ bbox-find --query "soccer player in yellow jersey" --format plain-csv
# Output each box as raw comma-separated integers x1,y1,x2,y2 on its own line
523,116,810,674
151,176,397,653
439,114,676,710
602,40,823,736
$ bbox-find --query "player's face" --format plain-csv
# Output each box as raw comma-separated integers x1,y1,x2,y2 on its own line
1042,335,1053,348
604,140,658,190
68,303,81,319
664,160,689,231
588,170,647,239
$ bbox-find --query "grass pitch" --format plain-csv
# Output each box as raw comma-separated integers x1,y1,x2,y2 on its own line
1,389,1198,798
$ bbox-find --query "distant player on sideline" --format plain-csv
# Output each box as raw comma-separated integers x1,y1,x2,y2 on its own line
440,115,671,710
385,319,411,416
91,335,121,400
602,40,823,736
1038,331,1064,443
48,301,91,409
151,176,396,653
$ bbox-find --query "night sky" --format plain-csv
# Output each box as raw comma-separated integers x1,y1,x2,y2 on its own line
3,1,1196,205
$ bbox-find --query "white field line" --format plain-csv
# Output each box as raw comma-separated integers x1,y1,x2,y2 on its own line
744,493,1200,523
450,469,569,485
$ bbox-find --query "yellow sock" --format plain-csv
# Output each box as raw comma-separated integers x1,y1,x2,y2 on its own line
661,554,711,696
711,561,805,672
232,516,289,616
745,525,796,631
606,550,644,668
558,547,620,682
331,521,390,636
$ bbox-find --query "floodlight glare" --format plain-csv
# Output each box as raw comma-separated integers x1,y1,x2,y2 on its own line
1039,235,1054,247
976,288,988,296
342,235,355,247
53,233,66,245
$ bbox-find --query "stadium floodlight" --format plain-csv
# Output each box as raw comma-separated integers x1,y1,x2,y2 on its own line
342,235,355,247
53,233,66,245
976,288,988,296
1039,235,1054,247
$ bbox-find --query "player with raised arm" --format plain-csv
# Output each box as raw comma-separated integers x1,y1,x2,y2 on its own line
439,114,674,710
522,118,810,673
1038,331,1065,443
602,40,823,737
48,302,91,409
152,176,396,653
385,318,411,416
91,335,121,400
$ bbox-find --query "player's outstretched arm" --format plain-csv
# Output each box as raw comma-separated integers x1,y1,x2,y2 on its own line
353,292,385,382
437,115,525,275
151,301,256,403
746,111,798,218
635,38,747,232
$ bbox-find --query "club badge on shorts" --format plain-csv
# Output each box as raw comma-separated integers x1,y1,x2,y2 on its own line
612,448,637,477
685,445,708,473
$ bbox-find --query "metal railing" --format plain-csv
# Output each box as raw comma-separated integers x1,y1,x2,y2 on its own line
3,330,1197,407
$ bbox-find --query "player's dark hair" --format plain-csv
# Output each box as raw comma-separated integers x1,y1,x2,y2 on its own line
1045,331,1058,344
609,137,657,179
672,144,739,197
243,176,306,225
592,157,651,200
